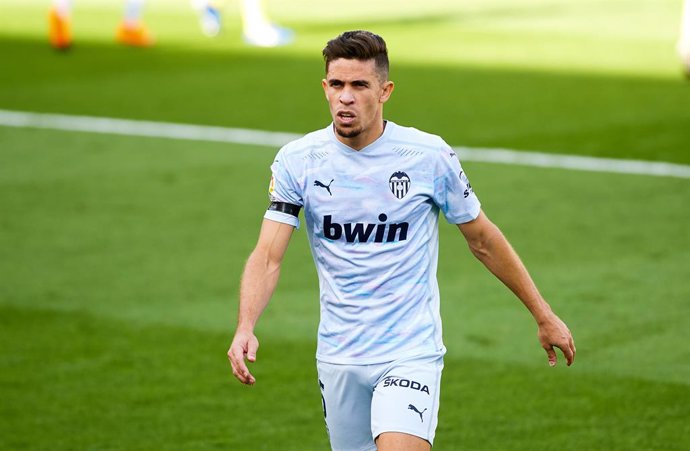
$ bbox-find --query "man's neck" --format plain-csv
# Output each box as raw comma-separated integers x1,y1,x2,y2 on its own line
335,120,387,151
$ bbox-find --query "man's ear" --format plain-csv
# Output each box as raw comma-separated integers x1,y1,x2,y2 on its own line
380,81,395,103
322,79,328,99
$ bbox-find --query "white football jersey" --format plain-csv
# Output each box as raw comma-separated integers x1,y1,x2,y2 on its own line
264,121,481,364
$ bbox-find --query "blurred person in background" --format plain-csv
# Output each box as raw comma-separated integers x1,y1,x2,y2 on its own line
48,0,292,50
191,0,293,47
680,0,690,77
49,0,152,49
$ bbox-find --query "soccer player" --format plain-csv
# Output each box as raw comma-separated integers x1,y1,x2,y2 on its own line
680,0,690,77
191,0,293,46
227,30,576,451
49,0,152,49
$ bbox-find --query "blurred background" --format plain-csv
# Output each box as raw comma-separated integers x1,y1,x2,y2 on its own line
1,1,689,450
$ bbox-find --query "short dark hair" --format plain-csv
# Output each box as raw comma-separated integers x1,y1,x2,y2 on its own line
322,30,389,80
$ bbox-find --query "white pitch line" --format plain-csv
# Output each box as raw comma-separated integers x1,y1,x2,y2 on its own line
456,147,690,179
1,109,689,179
0,109,301,148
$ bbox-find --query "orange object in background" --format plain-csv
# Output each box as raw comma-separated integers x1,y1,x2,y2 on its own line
48,8,72,50
116,22,154,47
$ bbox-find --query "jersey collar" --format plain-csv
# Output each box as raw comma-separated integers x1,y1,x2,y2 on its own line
328,120,396,154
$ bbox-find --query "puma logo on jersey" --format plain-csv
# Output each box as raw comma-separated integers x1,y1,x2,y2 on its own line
408,404,427,423
314,179,334,196
323,214,409,243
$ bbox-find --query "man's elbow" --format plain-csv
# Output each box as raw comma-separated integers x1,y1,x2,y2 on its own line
466,223,504,260
458,212,502,260
467,237,490,260
247,247,282,274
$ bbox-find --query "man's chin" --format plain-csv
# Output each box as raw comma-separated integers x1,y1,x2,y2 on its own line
334,125,362,139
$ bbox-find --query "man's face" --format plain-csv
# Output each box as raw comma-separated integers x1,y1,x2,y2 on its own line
322,58,394,149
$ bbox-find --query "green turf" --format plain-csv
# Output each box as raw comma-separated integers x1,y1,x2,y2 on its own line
2,305,688,451
1,128,689,449
1,1,690,449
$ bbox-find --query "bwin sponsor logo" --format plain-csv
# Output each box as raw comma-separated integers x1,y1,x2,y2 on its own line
323,214,409,243
382,377,430,395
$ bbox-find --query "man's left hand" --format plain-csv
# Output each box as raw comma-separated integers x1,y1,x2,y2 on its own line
537,313,576,367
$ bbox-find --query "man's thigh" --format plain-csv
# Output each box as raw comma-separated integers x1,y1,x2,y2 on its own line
376,432,431,451
317,361,377,451
371,354,444,446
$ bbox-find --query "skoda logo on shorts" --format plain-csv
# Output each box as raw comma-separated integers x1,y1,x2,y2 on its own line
389,171,411,199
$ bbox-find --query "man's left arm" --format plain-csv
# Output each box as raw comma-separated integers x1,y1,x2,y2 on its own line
457,210,576,367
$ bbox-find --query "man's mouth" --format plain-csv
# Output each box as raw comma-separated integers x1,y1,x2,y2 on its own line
336,111,356,125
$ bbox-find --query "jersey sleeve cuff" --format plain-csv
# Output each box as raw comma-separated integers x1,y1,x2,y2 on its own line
447,201,481,224
264,209,300,229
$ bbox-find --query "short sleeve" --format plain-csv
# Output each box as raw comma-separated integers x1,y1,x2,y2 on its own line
432,144,481,224
263,147,303,228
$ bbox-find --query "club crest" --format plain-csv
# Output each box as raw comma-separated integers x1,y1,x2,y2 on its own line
389,171,411,199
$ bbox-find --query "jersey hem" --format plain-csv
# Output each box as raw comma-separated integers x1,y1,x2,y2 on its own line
315,347,446,366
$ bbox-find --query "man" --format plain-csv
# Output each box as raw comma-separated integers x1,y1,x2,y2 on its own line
228,30,576,451
192,0,294,46
48,0,292,51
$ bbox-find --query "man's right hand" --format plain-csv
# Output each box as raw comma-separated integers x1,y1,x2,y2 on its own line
228,329,259,385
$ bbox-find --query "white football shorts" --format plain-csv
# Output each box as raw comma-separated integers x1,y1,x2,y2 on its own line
316,353,444,451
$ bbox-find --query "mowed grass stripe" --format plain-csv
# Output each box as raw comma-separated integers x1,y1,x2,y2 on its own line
2,109,689,179
0,305,328,451
1,304,688,451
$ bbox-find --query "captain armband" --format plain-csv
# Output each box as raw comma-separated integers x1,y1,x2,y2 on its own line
267,202,301,218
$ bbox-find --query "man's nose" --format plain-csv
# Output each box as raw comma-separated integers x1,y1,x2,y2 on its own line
339,89,355,104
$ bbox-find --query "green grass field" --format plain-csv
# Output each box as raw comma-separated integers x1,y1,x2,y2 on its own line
1,1,689,450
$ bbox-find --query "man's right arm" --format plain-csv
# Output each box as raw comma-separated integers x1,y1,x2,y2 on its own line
227,218,295,385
